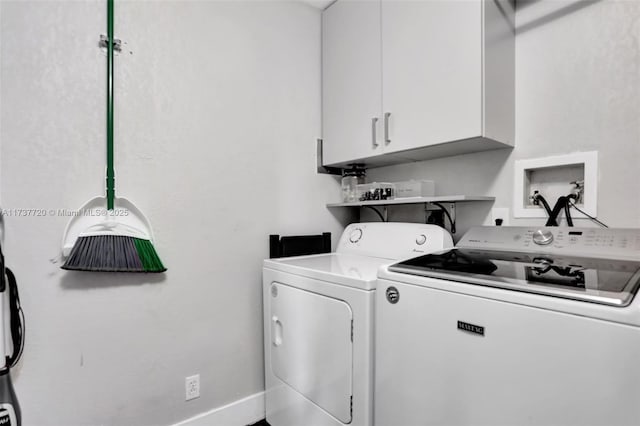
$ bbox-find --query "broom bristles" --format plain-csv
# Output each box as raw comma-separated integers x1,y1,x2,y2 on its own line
62,235,166,272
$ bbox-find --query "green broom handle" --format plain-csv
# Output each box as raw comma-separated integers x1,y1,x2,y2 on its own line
106,0,115,210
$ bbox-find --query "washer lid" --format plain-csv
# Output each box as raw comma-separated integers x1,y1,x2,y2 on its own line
389,249,640,307
264,253,391,290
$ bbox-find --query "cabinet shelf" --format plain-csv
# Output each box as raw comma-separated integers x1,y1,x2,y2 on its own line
326,195,495,208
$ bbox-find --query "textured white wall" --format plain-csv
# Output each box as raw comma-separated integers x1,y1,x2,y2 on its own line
367,0,640,237
0,1,348,425
2,0,638,424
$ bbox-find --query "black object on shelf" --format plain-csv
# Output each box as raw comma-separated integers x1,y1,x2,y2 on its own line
269,233,331,259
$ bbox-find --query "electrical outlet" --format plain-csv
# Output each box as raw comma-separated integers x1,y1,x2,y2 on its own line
185,374,200,401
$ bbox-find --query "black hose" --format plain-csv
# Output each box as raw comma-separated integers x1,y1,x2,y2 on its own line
431,202,456,234
568,201,609,228
545,196,567,227
534,193,554,218
535,194,558,225
0,239,24,368
5,269,24,368
564,199,573,226
363,206,386,222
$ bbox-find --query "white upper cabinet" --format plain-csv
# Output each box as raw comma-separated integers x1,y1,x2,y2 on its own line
321,0,515,168
322,0,383,166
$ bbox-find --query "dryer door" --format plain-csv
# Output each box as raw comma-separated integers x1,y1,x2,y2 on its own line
269,283,353,423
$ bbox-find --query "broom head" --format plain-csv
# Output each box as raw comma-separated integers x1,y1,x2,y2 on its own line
62,221,166,273
62,235,166,272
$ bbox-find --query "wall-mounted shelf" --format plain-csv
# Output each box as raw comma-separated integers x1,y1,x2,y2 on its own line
326,195,495,208
327,195,495,232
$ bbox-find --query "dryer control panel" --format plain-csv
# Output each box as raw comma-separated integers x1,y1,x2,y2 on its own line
337,223,454,260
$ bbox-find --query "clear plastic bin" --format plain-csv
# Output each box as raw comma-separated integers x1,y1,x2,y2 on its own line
394,180,435,198
357,182,395,201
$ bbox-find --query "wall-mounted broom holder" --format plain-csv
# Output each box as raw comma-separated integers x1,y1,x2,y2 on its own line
99,34,122,54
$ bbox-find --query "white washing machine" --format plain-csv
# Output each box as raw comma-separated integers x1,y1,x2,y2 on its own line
375,226,640,426
263,222,453,426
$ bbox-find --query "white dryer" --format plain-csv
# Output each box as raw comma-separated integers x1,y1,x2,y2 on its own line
263,223,453,426
375,226,640,426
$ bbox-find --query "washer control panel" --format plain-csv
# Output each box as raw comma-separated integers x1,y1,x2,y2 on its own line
458,227,640,260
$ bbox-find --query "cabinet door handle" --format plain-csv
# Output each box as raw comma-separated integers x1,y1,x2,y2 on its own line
384,112,392,144
371,117,379,148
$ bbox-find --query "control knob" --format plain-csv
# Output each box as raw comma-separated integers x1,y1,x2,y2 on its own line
349,228,363,243
533,229,554,246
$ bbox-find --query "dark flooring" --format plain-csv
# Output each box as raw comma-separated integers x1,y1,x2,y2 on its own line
248,419,270,426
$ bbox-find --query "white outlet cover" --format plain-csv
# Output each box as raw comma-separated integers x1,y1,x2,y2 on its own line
185,374,200,401
513,151,598,219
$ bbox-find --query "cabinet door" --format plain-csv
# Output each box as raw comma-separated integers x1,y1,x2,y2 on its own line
322,0,382,165
381,0,483,154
